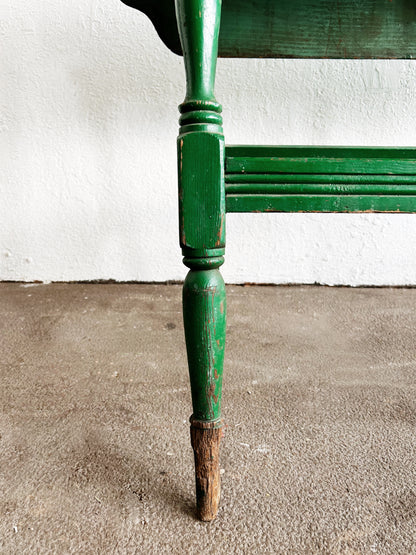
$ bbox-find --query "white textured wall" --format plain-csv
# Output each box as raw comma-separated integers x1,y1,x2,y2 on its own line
2,0,416,285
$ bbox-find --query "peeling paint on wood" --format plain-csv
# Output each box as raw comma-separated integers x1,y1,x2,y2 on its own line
174,0,227,523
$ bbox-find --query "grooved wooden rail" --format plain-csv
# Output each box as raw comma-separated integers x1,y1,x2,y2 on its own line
120,0,416,521
225,146,416,213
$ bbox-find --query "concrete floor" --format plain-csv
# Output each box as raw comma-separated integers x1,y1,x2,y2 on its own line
1,283,416,554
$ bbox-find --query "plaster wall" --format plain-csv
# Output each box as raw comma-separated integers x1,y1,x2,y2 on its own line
1,1,416,285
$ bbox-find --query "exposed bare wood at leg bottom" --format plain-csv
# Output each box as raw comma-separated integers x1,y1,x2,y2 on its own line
190,418,223,521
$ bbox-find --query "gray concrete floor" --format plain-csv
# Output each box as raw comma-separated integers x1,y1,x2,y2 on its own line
1,283,416,554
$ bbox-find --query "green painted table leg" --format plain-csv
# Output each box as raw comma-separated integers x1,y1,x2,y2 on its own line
175,0,226,521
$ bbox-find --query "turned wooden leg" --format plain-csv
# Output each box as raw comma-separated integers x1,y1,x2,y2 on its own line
183,265,226,521
175,0,225,521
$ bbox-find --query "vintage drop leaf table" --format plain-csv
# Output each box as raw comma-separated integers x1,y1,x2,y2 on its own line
120,0,416,521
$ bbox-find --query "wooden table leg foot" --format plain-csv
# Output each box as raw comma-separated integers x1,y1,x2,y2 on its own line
190,418,223,521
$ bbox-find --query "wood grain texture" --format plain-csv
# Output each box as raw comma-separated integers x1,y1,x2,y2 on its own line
178,132,225,252
121,0,416,59
190,419,223,521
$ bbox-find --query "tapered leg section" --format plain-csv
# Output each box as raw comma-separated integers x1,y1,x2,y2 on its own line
183,265,226,521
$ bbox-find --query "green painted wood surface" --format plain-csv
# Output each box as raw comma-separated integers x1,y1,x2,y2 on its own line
175,0,226,430
226,195,416,213
176,0,225,259
178,132,225,253
226,183,416,196
219,0,416,59
183,268,226,421
225,146,416,175
226,174,416,186
175,0,222,106
121,0,416,59
225,146,416,212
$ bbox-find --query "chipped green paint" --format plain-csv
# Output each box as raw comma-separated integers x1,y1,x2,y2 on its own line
183,268,226,421
174,0,226,425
